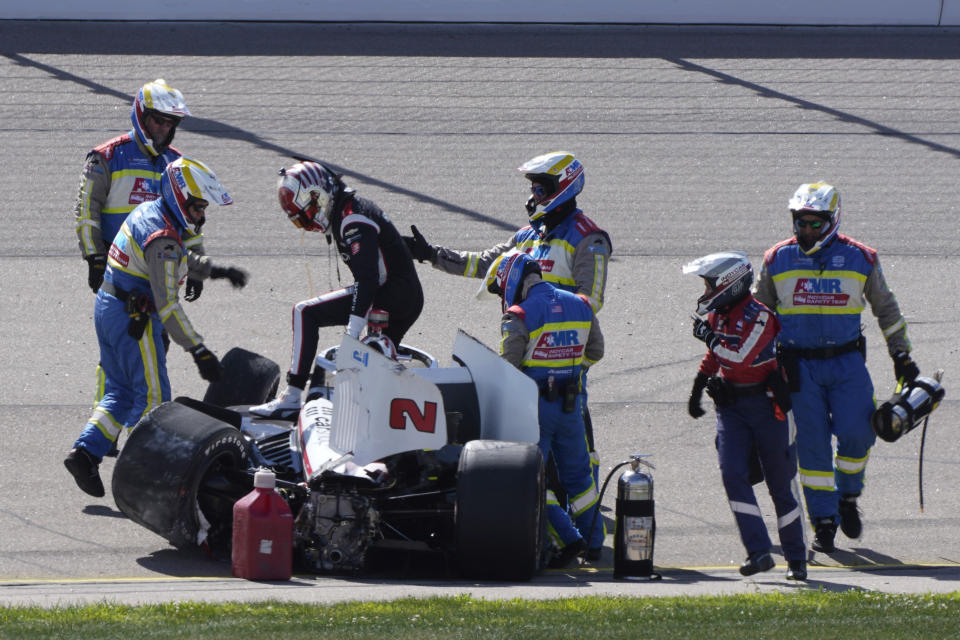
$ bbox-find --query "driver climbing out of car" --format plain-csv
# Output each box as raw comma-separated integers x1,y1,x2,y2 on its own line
250,159,424,420
64,157,245,497
487,252,604,567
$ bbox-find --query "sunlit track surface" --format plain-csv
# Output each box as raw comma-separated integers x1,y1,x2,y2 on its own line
2,565,960,606
0,22,958,602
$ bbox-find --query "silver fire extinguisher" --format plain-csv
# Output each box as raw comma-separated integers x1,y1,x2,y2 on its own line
613,455,659,579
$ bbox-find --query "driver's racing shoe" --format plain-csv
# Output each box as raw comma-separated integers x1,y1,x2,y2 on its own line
250,386,302,421
838,494,863,539
64,448,105,497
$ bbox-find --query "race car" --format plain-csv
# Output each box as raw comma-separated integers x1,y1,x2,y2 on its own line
111,330,547,580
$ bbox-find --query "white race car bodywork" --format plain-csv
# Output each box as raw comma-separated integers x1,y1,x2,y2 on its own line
298,329,540,482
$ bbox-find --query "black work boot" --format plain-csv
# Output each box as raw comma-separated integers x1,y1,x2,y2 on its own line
838,494,863,539
811,517,837,553
739,551,775,576
548,539,586,569
786,559,808,581
64,448,105,497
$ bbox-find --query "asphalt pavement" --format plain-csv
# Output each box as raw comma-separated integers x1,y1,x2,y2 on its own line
1,20,958,606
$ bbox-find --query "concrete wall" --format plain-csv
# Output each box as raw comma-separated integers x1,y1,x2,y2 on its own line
1,0,957,26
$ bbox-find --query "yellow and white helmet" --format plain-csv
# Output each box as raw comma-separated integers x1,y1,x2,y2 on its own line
518,151,584,226
160,157,233,230
131,79,190,157
789,182,841,255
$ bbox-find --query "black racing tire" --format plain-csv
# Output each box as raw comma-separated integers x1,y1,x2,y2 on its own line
455,439,545,581
203,347,280,408
112,401,250,550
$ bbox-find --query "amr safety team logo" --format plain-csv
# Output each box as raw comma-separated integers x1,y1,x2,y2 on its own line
128,177,160,205
532,329,585,360
793,278,849,306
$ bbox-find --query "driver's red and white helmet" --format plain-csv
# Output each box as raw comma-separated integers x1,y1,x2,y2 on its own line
277,161,339,234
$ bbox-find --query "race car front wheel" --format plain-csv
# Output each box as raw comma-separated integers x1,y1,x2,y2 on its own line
112,401,250,550
203,346,281,408
455,439,545,580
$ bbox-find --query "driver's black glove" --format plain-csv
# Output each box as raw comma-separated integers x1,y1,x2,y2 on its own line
688,372,709,419
190,344,222,382
692,316,721,351
85,254,106,293
210,265,249,289
184,278,203,302
402,225,437,263
892,351,920,384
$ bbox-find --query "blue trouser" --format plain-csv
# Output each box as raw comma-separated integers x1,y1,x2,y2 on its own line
538,394,603,550
791,352,876,522
74,292,170,461
581,370,601,489
716,394,806,562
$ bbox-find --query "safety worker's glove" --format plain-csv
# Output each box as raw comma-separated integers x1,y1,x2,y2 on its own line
691,315,721,352
688,372,709,419
210,265,249,289
184,278,203,302
402,225,438,263
189,344,222,382
85,254,107,293
892,351,920,385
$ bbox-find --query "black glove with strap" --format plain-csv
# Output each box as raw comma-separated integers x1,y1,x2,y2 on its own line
892,351,919,385
210,265,249,289
688,372,709,419
190,344,222,382
691,315,722,351
85,254,106,293
184,278,203,302
402,225,437,263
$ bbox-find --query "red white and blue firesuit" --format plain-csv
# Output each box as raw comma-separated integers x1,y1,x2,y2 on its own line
74,131,206,402
74,132,205,261
73,198,203,460
500,275,605,550
754,234,909,523
433,210,611,313
697,295,806,564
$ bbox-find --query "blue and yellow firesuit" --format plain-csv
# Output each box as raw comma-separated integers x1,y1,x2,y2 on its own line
73,198,203,460
500,275,605,551
754,233,910,523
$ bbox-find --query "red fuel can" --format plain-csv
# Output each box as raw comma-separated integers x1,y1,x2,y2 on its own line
231,470,293,580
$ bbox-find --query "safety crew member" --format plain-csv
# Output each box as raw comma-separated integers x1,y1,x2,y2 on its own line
488,252,604,567
74,79,213,298
403,151,612,537
685,251,807,581
753,182,920,553
251,160,424,420
65,157,243,497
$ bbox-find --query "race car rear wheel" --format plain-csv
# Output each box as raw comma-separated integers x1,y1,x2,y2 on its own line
455,439,545,580
112,401,250,550
203,346,281,408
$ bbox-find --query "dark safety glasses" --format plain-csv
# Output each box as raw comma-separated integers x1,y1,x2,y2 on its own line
148,112,180,127
795,219,824,229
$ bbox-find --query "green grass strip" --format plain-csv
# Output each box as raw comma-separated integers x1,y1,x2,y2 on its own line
2,591,960,639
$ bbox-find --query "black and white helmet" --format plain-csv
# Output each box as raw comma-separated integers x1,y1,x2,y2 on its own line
682,251,753,315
